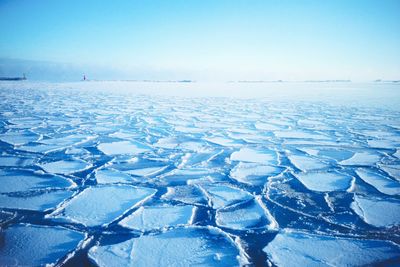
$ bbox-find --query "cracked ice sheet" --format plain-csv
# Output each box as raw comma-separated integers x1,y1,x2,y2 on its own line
159,168,214,185
39,159,91,175
340,151,382,166
98,141,151,156
288,154,329,172
230,162,282,186
294,171,354,192
204,136,239,147
263,230,400,266
0,130,40,145
0,155,34,167
49,185,156,227
273,130,330,140
216,198,278,231
119,205,196,231
200,184,253,209
351,194,400,228
161,185,208,206
0,169,75,193
95,168,135,184
88,227,244,267
380,164,400,181
0,224,86,267
230,148,277,164
0,190,75,211
356,168,400,196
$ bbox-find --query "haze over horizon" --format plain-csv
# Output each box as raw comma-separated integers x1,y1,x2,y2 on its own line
1,0,400,81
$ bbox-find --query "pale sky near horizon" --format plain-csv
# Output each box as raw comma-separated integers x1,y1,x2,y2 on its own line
1,0,399,81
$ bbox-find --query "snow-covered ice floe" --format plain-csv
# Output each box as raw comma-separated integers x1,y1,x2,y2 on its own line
216,197,278,231
39,159,91,175
119,204,196,231
0,224,86,266
351,194,400,228
230,162,282,186
88,227,247,267
263,230,400,266
48,185,156,226
356,168,400,196
98,141,151,156
294,171,354,192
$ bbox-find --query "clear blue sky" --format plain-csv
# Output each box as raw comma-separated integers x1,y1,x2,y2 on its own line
1,0,399,81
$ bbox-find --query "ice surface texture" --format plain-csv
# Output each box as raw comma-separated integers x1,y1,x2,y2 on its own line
0,224,86,266
88,227,244,267
1,82,400,266
264,230,400,266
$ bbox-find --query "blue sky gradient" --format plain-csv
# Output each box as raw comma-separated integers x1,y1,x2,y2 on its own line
1,0,399,81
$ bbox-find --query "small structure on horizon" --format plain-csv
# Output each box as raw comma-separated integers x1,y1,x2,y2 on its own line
0,73,27,81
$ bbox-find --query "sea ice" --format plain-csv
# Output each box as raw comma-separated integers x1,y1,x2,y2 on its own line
230,162,282,186
263,230,400,266
273,130,329,140
340,151,381,166
119,204,195,231
98,141,151,155
351,194,400,228
356,168,400,195
39,159,90,175
0,169,75,193
0,190,74,211
380,164,400,181
124,166,168,177
0,130,39,145
294,171,354,192
288,154,328,172
200,184,253,209
230,148,277,165
205,136,239,147
255,122,282,131
0,155,34,167
95,168,134,184
0,224,86,266
159,168,211,185
161,185,208,206
88,227,243,267
216,198,277,230
49,185,156,226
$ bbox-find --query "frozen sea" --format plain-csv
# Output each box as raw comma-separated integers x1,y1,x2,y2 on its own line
0,81,400,266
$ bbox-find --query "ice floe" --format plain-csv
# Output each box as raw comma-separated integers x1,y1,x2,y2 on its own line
161,185,208,206
230,162,282,186
216,198,278,230
49,185,156,226
294,171,354,192
264,230,400,266
39,159,90,175
98,141,151,155
0,130,40,145
340,151,381,166
0,224,86,266
0,190,75,211
0,169,75,193
356,168,400,195
351,194,400,228
119,204,196,231
88,227,244,267
288,154,328,172
200,184,253,209
230,148,277,164
95,168,134,184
